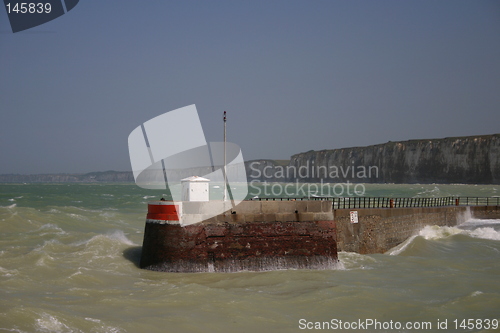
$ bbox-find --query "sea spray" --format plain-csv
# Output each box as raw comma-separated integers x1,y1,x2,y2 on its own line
457,206,473,224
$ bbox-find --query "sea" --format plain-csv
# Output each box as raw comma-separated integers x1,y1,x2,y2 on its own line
0,183,499,333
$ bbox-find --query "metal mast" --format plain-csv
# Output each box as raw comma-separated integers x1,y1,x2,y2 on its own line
223,111,227,201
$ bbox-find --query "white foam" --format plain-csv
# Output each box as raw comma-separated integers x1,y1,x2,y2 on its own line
459,218,500,227
74,230,136,247
468,227,500,241
338,251,376,268
68,213,89,221
0,266,19,277
106,230,136,246
35,313,72,332
423,224,500,241
418,225,464,240
2,204,17,209
388,235,418,256
427,224,499,241
389,223,500,256
85,317,101,323
36,238,61,249
35,251,56,266
33,223,66,236
99,211,117,218
414,186,442,197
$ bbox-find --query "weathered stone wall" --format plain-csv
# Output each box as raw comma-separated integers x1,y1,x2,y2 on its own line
334,207,466,254
470,206,500,219
140,200,337,272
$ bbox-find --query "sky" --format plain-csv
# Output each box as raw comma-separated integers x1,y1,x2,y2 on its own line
1,1,499,174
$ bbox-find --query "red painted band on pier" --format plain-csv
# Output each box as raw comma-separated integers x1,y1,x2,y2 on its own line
146,201,180,221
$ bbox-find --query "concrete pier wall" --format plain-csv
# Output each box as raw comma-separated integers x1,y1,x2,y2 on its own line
334,206,500,254
140,200,500,272
470,206,500,219
140,200,337,272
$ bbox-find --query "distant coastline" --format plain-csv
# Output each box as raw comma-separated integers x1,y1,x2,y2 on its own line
1,134,499,184
0,171,134,183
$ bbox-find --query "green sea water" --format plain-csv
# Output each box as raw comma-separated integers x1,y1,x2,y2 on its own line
0,183,499,332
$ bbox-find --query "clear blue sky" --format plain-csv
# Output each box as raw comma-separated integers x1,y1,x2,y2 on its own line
1,1,499,174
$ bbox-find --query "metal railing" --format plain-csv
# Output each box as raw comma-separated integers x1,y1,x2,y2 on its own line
332,197,456,209
456,197,500,207
249,196,500,209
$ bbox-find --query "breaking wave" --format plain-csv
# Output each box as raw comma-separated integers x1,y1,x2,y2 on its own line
388,222,500,256
74,230,137,247
1,203,17,209
468,227,500,241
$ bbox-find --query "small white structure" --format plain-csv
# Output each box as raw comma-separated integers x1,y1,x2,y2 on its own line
181,176,210,202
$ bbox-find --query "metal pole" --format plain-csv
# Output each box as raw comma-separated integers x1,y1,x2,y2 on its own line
223,111,227,201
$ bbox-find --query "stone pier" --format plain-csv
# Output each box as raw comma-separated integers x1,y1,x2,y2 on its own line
334,205,500,254
139,200,500,272
140,200,338,272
